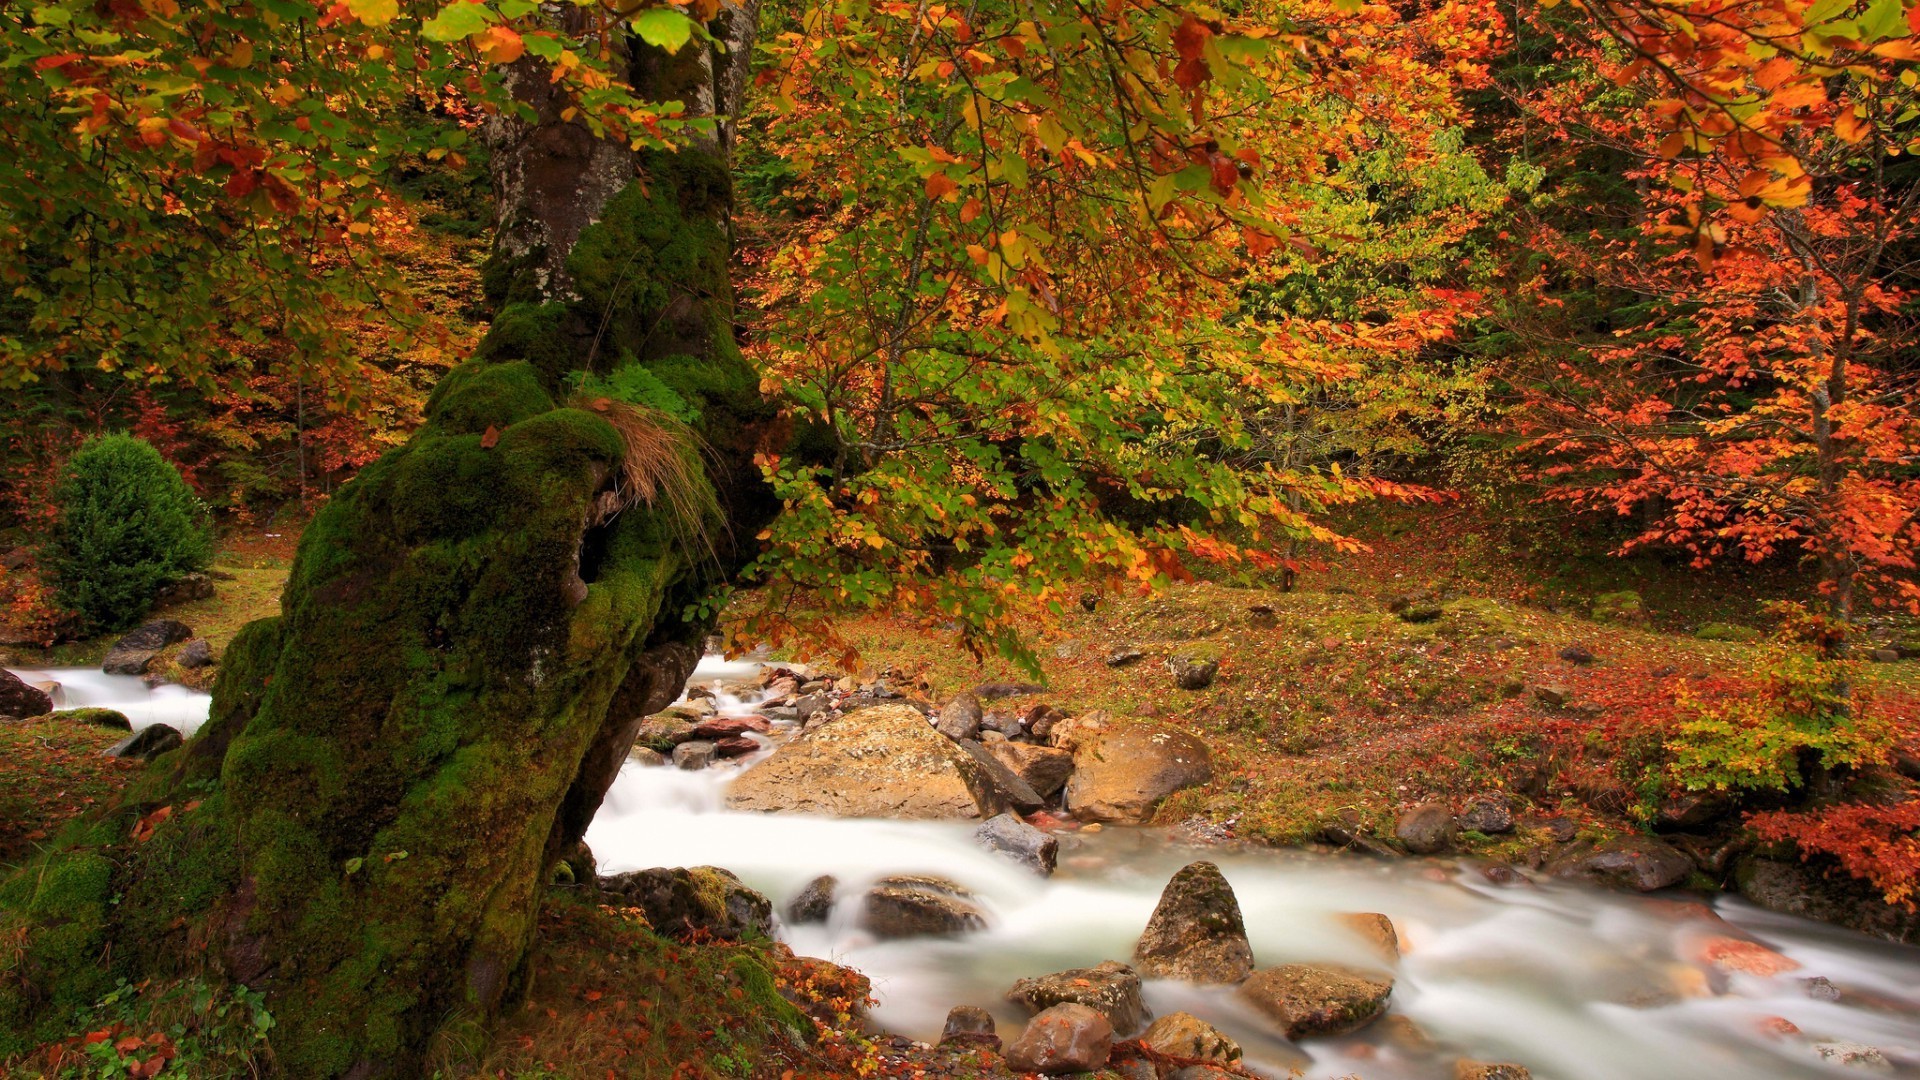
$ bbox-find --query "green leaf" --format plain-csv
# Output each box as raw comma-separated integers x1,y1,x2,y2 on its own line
632,8,694,53
344,857,364,874
421,1,492,42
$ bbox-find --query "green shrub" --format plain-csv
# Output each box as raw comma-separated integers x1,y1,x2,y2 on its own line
43,434,213,634
1666,649,1890,794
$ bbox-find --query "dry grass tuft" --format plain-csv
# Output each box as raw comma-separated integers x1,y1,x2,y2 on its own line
571,396,721,565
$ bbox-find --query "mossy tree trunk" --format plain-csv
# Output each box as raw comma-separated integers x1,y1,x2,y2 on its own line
0,16,771,1078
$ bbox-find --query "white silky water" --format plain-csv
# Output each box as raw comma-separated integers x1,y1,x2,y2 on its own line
15,657,1920,1077
587,657,1920,1080
5,666,211,734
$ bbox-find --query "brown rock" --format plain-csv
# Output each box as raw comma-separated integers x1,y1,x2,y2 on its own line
690,715,771,740
1133,861,1254,983
1004,1004,1113,1074
725,704,1007,819
1236,964,1393,1039
1006,961,1147,1034
939,1005,999,1049
1396,802,1457,854
1692,935,1801,977
1064,723,1211,824
1546,836,1692,892
983,739,1076,798
0,669,53,720
1456,1062,1532,1080
1140,1012,1241,1063
936,692,984,741
1339,912,1400,967
861,875,987,938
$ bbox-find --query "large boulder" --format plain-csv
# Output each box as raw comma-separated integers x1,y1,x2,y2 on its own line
101,618,194,675
0,669,53,720
1006,961,1147,1035
1063,723,1211,824
600,866,772,940
984,739,1076,798
1546,837,1692,892
107,724,183,761
861,875,988,938
1141,1012,1242,1064
1133,861,1254,983
975,813,1058,875
1004,1003,1113,1075
1237,964,1393,1039
726,704,1006,819
956,740,1047,813
1735,857,1920,944
936,692,984,741
1395,803,1457,854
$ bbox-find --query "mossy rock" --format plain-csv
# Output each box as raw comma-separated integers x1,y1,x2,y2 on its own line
1695,622,1762,643
51,707,132,730
1590,590,1646,624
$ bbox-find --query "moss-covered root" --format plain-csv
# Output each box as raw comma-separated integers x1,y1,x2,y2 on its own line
0,144,772,1079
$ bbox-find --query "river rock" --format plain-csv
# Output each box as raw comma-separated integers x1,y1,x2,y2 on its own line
1735,857,1920,944
983,739,1076,798
1458,795,1513,835
861,875,987,938
1004,1003,1113,1074
672,741,717,770
1134,861,1254,983
0,669,53,720
601,866,772,940
107,724,183,761
1546,836,1692,892
939,1005,998,1049
1237,964,1393,1039
690,715,770,740
712,736,758,759
1691,935,1799,977
1395,802,1457,854
1813,1042,1892,1071
628,745,667,766
725,704,1006,819
635,715,699,752
58,707,131,730
936,692,984,741
101,619,194,675
1339,912,1400,967
1006,961,1147,1034
786,874,837,924
1063,723,1211,824
956,740,1046,813
175,638,215,669
1456,1062,1533,1080
975,813,1058,875
1140,1012,1241,1063
1168,656,1218,690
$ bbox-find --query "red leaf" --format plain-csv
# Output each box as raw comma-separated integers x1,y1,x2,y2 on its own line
1173,56,1211,90
480,425,500,449
924,172,959,200
1172,16,1210,61
34,53,82,71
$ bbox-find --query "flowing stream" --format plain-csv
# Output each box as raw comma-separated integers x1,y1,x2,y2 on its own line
16,658,1920,1077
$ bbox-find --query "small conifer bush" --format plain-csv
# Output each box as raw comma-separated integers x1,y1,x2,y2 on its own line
44,434,213,634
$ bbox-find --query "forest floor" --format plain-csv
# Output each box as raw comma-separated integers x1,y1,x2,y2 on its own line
4,503,1917,1077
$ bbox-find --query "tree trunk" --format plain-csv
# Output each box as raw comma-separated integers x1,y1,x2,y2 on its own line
0,18,771,1078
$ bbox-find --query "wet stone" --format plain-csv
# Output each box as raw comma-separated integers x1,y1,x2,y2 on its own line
672,741,717,770
1006,961,1147,1035
785,874,837,924
939,1005,998,1049
1133,861,1255,983
1237,964,1393,1040
862,875,988,938
1140,1011,1242,1063
1004,1003,1113,1075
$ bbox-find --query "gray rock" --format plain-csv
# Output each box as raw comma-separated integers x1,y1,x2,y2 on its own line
1547,836,1692,892
1458,795,1513,835
101,619,194,675
672,741,717,770
936,693,984,741
1168,656,1219,690
786,874,838,924
1737,857,1920,944
984,738,1076,797
1869,648,1901,664
151,572,214,608
1133,861,1254,983
1237,964,1392,1039
175,638,215,669
600,866,772,940
975,813,1058,875
0,668,53,720
1559,645,1596,664
1004,1003,1113,1075
1654,791,1731,831
862,875,987,938
1006,961,1147,1035
1396,802,1458,854
107,724,183,761
1106,647,1147,667
939,1005,998,1049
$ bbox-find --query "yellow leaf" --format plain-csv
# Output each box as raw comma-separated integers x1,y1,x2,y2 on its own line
348,0,399,25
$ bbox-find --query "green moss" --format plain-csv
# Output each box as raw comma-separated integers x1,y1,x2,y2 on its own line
1696,622,1762,643
1592,590,1646,623
425,360,557,435
48,707,131,729
726,953,815,1042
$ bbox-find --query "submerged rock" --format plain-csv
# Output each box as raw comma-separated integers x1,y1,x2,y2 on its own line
1339,912,1401,968
785,875,838,924
1063,723,1211,824
1236,964,1393,1039
939,1005,998,1049
1133,861,1254,983
600,866,772,940
1546,836,1692,892
101,618,194,675
0,669,53,720
1140,1012,1241,1063
725,704,1006,819
107,724,183,761
975,813,1058,875
861,875,987,938
1006,961,1147,1035
1005,1003,1113,1074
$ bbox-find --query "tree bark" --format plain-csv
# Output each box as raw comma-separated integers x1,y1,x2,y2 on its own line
0,17,771,1078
